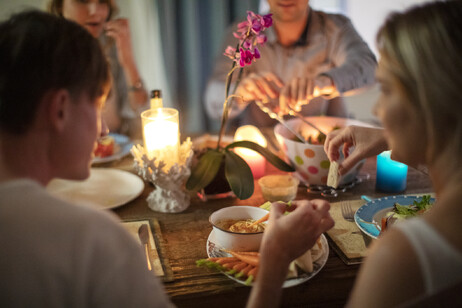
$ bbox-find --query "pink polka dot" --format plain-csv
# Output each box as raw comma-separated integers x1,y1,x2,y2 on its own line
308,166,318,174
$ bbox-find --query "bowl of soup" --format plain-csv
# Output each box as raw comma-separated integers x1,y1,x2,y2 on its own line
274,116,374,187
209,206,269,251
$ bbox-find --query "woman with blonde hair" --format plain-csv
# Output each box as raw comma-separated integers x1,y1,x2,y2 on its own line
324,1,462,306
49,0,148,138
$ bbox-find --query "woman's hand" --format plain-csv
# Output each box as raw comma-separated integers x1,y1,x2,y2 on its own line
105,18,136,68
324,126,388,175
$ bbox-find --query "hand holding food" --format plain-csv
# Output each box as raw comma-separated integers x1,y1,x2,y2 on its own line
235,72,284,106
279,75,337,115
324,126,388,175
261,199,334,266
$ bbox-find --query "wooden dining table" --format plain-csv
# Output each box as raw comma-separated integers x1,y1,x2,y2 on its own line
103,144,433,308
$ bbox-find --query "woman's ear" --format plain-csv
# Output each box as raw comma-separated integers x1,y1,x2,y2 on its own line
46,89,72,132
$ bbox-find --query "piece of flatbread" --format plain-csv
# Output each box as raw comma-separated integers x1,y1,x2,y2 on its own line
294,248,313,273
327,161,340,189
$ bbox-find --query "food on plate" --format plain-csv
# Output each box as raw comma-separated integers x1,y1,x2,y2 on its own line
94,135,115,158
198,239,323,285
294,238,323,273
215,219,266,233
381,195,433,232
197,251,260,285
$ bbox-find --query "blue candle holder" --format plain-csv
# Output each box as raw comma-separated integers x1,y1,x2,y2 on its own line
376,151,408,193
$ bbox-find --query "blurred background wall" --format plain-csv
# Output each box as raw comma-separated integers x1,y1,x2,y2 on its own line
0,0,434,134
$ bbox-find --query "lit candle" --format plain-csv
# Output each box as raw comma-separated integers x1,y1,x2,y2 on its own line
376,151,408,193
234,125,267,179
141,108,179,171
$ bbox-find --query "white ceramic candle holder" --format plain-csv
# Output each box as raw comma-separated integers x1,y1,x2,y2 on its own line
131,138,193,213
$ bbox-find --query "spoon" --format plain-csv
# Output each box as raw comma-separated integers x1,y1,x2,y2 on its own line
255,100,308,144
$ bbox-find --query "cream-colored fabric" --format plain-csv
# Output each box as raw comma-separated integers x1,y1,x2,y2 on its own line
395,218,462,295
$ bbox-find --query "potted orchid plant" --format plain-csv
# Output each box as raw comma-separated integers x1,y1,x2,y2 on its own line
186,11,294,200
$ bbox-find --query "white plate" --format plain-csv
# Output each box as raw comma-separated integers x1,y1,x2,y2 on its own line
206,230,329,288
92,133,133,164
47,168,144,210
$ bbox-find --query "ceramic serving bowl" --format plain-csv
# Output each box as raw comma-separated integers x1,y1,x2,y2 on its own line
209,206,269,252
274,116,373,187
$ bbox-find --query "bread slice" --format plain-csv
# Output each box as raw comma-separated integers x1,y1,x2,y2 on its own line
294,248,313,273
327,161,340,188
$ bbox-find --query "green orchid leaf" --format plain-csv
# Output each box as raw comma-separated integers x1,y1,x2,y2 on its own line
225,140,295,172
224,151,254,200
186,150,224,192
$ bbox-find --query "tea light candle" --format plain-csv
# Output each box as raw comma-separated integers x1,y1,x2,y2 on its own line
141,108,179,171
376,150,408,193
234,125,267,179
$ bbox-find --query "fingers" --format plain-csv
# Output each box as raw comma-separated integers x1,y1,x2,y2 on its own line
324,127,355,162
236,72,282,103
279,77,315,115
269,201,287,220
337,150,364,176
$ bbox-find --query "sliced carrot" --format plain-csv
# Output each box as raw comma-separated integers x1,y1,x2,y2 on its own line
233,262,248,271
240,264,254,277
251,213,270,225
224,250,260,256
213,257,239,264
248,266,258,279
235,264,254,278
221,261,242,269
226,251,259,267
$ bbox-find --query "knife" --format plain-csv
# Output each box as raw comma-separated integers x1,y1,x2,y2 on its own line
138,224,152,271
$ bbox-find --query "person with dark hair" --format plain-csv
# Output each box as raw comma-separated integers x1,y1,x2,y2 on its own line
48,0,148,139
205,0,376,129
0,11,172,307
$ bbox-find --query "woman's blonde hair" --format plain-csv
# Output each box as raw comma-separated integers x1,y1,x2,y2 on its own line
48,0,119,21
377,1,462,178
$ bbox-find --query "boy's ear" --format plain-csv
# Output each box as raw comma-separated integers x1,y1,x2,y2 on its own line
46,89,71,132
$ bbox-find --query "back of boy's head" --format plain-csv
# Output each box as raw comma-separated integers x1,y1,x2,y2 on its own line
0,10,110,135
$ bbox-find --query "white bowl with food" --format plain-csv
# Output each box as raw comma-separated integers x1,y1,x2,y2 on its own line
209,206,269,252
274,116,373,187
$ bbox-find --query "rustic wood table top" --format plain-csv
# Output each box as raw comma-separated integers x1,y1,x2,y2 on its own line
101,147,433,308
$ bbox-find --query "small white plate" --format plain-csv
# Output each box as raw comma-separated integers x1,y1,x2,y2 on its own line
206,230,329,288
47,168,144,210
92,133,133,164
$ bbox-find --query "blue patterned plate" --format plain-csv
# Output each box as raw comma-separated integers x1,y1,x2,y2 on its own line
355,195,435,239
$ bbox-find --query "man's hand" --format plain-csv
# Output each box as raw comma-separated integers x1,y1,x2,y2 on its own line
235,72,283,107
279,75,338,115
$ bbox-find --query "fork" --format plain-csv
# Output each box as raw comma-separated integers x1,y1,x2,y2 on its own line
340,202,355,222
